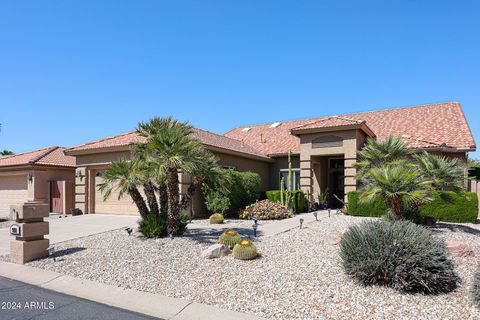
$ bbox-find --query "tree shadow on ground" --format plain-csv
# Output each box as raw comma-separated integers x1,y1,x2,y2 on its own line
50,247,86,261
428,223,480,236
183,226,264,245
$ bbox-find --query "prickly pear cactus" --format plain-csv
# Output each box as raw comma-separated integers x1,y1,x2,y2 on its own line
233,239,258,260
219,229,241,248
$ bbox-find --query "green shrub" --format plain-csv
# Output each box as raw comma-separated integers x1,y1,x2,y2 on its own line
138,214,167,238
202,170,261,217
240,199,292,220
265,190,306,213
472,267,480,307
347,191,479,223
419,192,478,223
209,213,224,224
340,219,459,294
138,213,189,238
347,191,388,217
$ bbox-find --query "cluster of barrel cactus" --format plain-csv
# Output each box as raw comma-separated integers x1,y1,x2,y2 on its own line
219,229,241,248
233,239,258,260
217,230,258,260
209,213,224,224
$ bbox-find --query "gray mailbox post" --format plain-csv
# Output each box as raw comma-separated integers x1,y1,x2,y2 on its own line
9,201,50,264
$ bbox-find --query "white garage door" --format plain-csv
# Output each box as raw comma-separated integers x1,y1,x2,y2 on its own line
0,175,28,217
94,171,139,215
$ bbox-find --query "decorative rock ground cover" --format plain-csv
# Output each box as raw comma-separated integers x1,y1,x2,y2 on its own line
2,215,479,319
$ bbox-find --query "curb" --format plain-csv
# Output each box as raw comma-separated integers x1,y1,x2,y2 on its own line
0,261,267,320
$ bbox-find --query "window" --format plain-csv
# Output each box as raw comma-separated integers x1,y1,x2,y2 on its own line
222,165,236,170
279,169,300,190
312,135,343,148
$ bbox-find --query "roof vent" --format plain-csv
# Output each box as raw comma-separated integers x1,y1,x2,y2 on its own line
241,127,251,132
269,122,281,128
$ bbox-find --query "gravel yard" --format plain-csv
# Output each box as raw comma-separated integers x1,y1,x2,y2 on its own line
6,215,480,319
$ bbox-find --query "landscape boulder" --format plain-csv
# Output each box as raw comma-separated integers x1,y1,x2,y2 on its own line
201,244,231,259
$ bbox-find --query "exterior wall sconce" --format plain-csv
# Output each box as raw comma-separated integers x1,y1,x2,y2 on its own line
27,173,33,184
75,170,85,181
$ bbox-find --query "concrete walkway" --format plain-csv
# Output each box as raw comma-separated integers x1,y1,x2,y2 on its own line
258,209,333,237
0,261,266,320
0,214,138,255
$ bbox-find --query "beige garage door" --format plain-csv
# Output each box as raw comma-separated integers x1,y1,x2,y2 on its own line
94,171,139,215
0,175,29,217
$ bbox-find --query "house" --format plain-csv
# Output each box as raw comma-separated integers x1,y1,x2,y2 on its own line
63,102,475,216
0,146,76,218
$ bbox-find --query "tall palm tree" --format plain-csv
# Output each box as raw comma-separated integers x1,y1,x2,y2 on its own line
359,165,432,220
0,150,14,156
415,151,466,192
137,117,213,236
97,159,149,219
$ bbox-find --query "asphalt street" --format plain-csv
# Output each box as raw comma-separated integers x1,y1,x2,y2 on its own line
0,276,161,320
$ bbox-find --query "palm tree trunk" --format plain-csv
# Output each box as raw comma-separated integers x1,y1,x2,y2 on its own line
158,183,168,217
143,181,159,216
180,181,196,211
388,197,403,220
128,187,149,219
167,167,180,237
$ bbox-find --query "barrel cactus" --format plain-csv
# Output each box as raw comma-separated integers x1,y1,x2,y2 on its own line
219,229,241,249
233,239,257,260
209,213,224,224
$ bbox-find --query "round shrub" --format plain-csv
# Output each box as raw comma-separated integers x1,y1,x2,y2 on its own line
240,199,292,220
209,213,224,224
233,239,257,260
340,219,459,294
472,267,480,307
219,229,241,249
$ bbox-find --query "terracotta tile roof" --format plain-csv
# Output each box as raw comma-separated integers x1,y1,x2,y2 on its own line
66,128,269,160
0,146,76,168
225,102,476,155
291,116,367,131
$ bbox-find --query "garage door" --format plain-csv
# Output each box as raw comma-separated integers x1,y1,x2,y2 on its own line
0,175,28,217
94,171,139,214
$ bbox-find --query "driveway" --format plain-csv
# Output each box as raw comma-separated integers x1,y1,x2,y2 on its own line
0,276,160,320
0,214,139,256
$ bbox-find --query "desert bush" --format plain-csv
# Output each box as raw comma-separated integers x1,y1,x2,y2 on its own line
240,199,292,220
340,219,459,294
472,267,480,307
138,214,167,238
138,213,189,238
209,213,224,224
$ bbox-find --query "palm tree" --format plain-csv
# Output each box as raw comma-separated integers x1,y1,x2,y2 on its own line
136,117,215,236
415,151,466,192
359,165,432,220
0,150,14,156
97,159,149,219
356,136,412,179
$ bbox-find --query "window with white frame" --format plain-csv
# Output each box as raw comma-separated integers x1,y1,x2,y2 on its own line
279,169,300,190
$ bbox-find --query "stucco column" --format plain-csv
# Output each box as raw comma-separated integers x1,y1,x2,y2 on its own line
299,156,313,200
74,166,87,214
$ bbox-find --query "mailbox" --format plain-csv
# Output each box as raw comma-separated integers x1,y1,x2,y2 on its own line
10,224,21,236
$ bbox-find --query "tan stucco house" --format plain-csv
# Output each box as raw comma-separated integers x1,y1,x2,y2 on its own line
61,102,476,216
0,146,76,218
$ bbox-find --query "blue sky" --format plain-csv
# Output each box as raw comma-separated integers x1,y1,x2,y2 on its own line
0,1,479,157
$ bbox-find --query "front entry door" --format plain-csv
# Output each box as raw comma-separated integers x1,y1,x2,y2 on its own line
328,159,345,208
50,181,64,213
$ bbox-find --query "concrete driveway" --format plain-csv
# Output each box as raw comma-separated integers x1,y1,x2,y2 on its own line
0,214,139,256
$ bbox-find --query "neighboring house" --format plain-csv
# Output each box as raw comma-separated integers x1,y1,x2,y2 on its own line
63,102,475,216
0,146,76,218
